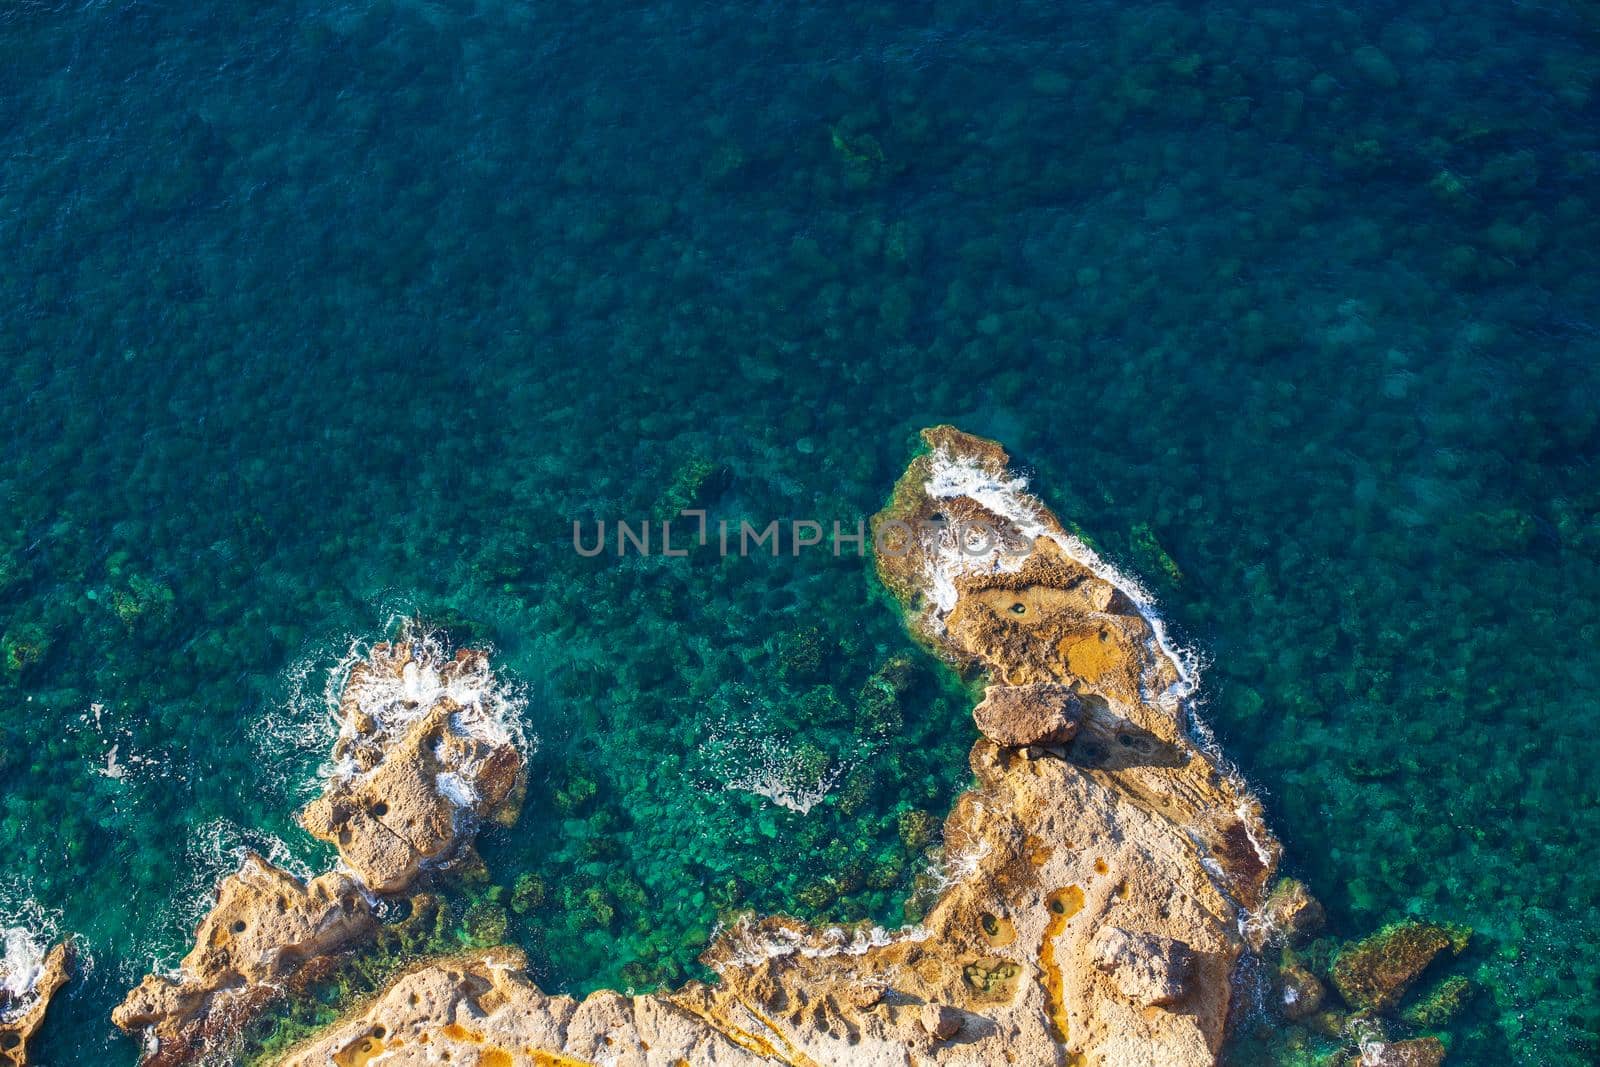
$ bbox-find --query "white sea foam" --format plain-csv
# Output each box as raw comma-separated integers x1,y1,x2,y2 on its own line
710,914,929,971
699,690,865,815
324,620,529,805
920,445,1202,710
719,734,846,815
0,898,63,1023
0,927,48,1018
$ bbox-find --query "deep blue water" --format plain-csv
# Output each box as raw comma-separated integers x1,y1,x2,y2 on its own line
2,0,1598,1063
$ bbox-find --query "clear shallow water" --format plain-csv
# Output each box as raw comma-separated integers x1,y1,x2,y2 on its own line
1,0,1597,1062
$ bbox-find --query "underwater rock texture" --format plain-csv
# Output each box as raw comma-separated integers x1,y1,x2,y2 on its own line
112,635,526,1064
0,940,70,1067
275,427,1283,1067
1331,920,1468,1014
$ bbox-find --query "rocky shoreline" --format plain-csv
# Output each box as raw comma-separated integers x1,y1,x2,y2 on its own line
96,426,1470,1065
112,634,527,1065
250,427,1284,1066
0,937,71,1067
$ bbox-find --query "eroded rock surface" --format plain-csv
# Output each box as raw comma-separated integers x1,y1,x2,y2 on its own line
113,857,374,1065
301,642,526,893
972,682,1082,748
0,939,71,1067
1090,926,1195,1008
277,427,1284,1067
113,630,526,1064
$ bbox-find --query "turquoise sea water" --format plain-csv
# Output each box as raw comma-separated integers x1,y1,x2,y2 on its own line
2,0,1598,1062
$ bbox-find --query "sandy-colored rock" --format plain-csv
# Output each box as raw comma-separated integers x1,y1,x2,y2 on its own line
0,940,71,1067
920,1002,962,1041
300,641,526,893
277,427,1283,1067
1091,926,1195,1008
972,682,1082,747
112,855,373,1066
114,629,527,1064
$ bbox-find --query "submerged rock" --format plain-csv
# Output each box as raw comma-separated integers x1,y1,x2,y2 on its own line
972,681,1083,747
1272,947,1327,1022
1400,974,1473,1029
1332,920,1468,1013
276,427,1284,1067
0,939,71,1067
1360,1036,1448,1067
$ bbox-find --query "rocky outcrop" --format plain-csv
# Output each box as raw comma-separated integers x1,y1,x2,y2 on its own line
113,629,526,1064
275,427,1284,1067
972,682,1082,747
1090,927,1195,1008
112,857,374,1065
300,643,525,893
0,939,71,1067
1254,876,1326,949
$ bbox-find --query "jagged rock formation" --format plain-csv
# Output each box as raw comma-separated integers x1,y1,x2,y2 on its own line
0,940,71,1067
112,858,375,1064
301,643,525,894
275,427,1285,1067
971,682,1082,748
112,631,526,1064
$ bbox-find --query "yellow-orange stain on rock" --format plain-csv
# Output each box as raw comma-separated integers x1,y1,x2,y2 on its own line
1038,886,1086,1064
527,1051,594,1067
333,1030,392,1067
1059,628,1119,684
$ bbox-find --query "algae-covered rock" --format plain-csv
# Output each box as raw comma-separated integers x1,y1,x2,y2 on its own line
1257,877,1327,947
1331,920,1468,1012
509,872,547,915
1400,974,1473,1029
651,457,731,525
1273,946,1327,1022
